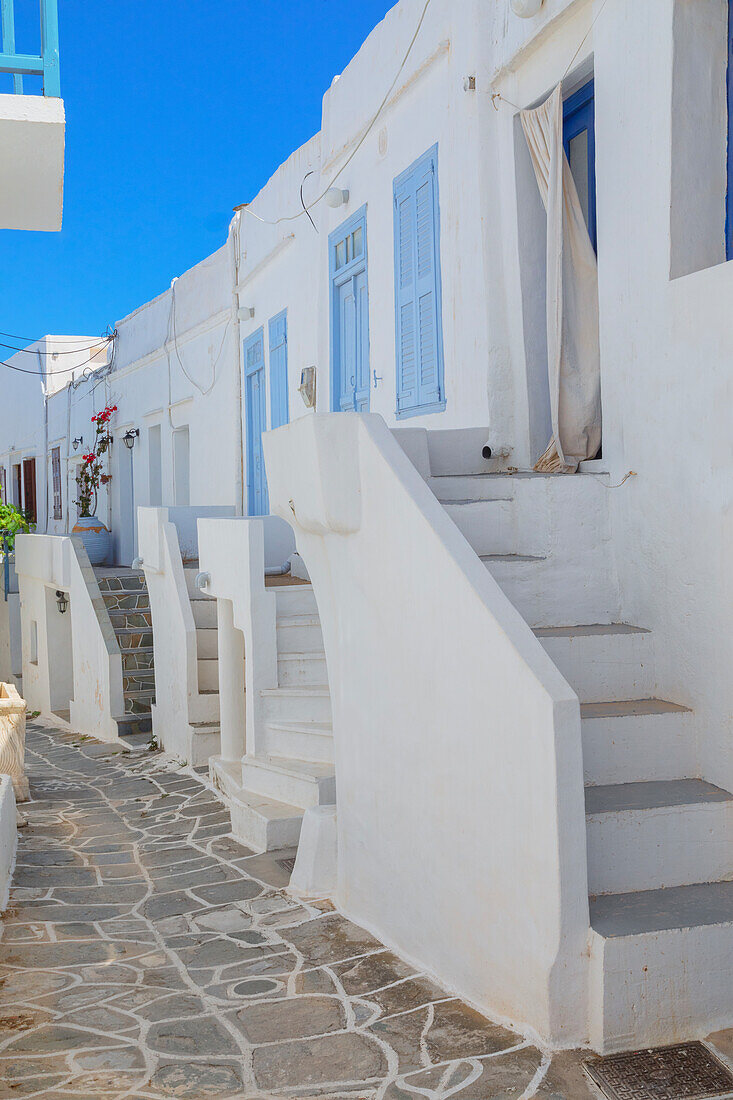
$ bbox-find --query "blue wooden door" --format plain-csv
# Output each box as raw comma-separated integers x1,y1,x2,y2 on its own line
269,311,289,430
394,146,446,419
330,208,370,412
563,80,597,252
244,329,268,516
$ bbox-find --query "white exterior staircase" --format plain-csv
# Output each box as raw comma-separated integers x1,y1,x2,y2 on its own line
431,463,733,1050
212,581,334,853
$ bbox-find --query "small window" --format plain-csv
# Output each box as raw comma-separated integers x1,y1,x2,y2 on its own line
51,446,62,520
335,239,347,270
352,226,364,258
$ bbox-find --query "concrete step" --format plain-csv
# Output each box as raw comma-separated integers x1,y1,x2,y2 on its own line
210,756,303,852
582,698,696,786
192,599,217,628
120,646,155,671
429,473,518,502
241,754,336,809
276,614,324,653
266,721,334,764
261,686,332,725
441,498,517,557
589,881,733,1051
274,585,318,617
535,624,656,703
197,657,219,693
196,627,218,659
481,554,620,629
277,651,328,688
585,779,733,896
109,608,152,630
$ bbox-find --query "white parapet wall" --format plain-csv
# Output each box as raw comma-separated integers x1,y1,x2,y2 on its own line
0,93,65,231
264,412,591,1048
14,534,124,741
0,774,17,911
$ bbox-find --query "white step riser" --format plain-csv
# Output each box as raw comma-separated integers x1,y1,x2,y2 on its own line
196,628,218,659
241,759,336,809
197,659,219,693
590,924,733,1053
275,588,318,616
539,632,655,704
276,622,324,653
262,692,332,725
188,727,220,766
278,655,328,688
430,476,517,502
230,801,302,853
183,569,203,598
586,802,733,895
582,710,697,786
192,600,217,628
189,694,220,725
442,500,518,557
486,560,620,630
267,726,334,764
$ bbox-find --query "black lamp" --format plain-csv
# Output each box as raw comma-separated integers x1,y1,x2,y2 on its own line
123,429,140,450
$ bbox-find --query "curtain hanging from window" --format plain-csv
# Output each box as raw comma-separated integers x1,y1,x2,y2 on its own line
521,84,601,472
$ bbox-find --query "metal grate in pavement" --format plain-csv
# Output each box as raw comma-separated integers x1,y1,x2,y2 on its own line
584,1042,733,1100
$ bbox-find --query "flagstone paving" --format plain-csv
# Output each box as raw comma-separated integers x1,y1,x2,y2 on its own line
0,721,609,1098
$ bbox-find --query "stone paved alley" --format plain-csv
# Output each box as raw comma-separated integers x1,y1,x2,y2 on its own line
0,720,714,1100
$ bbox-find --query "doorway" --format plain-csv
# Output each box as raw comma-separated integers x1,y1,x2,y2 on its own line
243,328,269,516
116,435,135,566
329,207,370,412
22,458,37,524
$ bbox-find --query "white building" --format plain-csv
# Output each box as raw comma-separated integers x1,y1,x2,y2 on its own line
5,0,733,1056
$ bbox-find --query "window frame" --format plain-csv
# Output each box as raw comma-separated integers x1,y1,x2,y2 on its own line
563,78,597,253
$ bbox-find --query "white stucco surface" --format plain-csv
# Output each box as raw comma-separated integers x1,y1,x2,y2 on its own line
0,93,65,231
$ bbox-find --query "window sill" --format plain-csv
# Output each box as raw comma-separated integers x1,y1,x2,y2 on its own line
395,400,447,421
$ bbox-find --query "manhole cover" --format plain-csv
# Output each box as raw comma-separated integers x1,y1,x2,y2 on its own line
277,857,296,873
584,1042,733,1100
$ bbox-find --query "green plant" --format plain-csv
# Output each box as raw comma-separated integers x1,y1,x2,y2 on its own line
0,503,31,551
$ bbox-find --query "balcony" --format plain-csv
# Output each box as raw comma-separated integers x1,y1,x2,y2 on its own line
0,0,64,231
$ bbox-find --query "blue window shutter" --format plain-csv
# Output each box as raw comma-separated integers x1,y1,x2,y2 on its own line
268,311,289,429
394,146,445,417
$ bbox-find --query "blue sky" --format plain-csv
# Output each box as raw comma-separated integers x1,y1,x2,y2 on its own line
1,0,394,341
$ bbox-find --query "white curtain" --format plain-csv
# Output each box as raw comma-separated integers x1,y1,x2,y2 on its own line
521,84,601,473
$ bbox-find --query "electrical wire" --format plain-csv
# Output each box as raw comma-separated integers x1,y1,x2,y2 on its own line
0,351,111,377
0,336,113,356
300,170,318,234
167,277,230,397
240,0,433,227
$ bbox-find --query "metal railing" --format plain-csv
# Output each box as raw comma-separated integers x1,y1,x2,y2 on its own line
0,0,60,96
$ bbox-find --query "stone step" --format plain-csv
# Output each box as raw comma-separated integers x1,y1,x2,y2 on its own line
261,686,332,725
101,590,150,612
535,624,656,703
581,698,696,786
97,572,145,593
276,614,324,654
210,756,303,852
441,498,518,557
241,754,336,810
266,721,334,764
120,646,155,671
585,779,733,896
109,608,152,630
124,688,156,716
114,627,153,650
123,670,155,693
196,627,218,659
274,584,318,617
277,651,328,688
589,881,733,1051
114,714,153,747
198,657,219,693
192,599,217,628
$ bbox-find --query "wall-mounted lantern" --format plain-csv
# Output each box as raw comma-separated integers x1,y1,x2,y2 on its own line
511,0,544,16
325,187,349,209
72,436,83,451
55,590,68,614
123,428,140,451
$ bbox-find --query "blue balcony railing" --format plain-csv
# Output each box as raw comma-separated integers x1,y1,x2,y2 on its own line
0,0,59,97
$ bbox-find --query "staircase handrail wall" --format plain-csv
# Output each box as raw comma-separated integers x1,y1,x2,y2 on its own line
14,533,123,740
263,412,590,1047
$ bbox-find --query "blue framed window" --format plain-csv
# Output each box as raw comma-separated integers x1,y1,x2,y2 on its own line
721,0,726,259
393,145,446,419
268,310,289,430
329,206,370,413
563,79,597,252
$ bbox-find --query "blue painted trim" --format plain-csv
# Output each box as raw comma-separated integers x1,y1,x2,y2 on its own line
328,205,369,413
268,309,289,430
727,0,733,260
393,143,447,421
242,327,268,517
0,0,59,95
243,326,265,376
563,79,597,252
